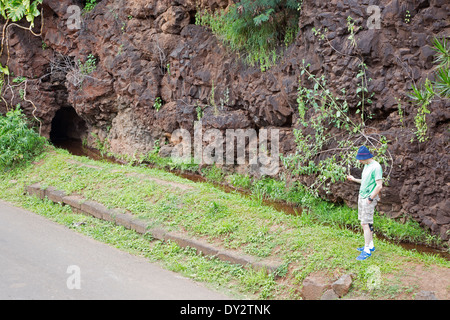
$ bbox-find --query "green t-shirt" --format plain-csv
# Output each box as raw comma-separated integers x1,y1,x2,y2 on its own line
359,160,383,198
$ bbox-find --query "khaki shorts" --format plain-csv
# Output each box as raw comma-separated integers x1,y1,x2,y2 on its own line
358,194,379,224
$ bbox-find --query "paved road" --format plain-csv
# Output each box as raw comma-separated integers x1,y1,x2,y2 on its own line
0,200,230,300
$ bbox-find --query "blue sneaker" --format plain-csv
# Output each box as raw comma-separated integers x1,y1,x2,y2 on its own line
357,246,375,253
356,251,371,261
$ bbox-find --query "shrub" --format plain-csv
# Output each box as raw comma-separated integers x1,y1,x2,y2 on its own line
409,37,450,142
0,106,46,169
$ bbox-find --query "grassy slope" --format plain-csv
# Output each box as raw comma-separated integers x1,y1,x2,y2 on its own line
1,146,448,299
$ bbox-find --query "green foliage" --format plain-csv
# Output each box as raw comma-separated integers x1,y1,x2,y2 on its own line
404,10,411,24
84,0,98,12
196,105,204,120
0,63,9,93
0,106,46,169
70,54,97,87
153,97,163,112
346,16,359,48
0,0,42,27
90,132,110,157
432,37,450,68
12,76,26,84
201,165,224,183
408,37,449,142
356,61,374,123
77,54,97,75
395,97,404,127
0,63,9,75
432,37,450,98
196,0,301,71
410,79,432,142
282,60,391,194
227,173,251,189
434,66,450,97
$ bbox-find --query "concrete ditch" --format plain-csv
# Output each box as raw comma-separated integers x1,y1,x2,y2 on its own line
25,183,283,275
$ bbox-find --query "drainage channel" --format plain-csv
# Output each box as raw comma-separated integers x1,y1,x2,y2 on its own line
53,139,449,261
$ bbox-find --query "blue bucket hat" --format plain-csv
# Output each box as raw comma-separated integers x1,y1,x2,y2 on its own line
355,146,374,160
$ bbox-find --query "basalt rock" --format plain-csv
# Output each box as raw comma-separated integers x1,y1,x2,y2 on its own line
1,0,449,241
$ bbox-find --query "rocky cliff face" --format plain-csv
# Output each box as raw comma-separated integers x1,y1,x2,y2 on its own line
1,0,449,241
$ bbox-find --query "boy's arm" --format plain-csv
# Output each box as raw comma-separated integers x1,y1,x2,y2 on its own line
347,175,361,184
369,179,383,199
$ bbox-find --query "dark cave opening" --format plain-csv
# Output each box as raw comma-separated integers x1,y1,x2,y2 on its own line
50,107,87,145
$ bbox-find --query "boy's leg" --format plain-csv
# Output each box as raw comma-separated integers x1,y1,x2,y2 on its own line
362,223,373,253
357,196,376,259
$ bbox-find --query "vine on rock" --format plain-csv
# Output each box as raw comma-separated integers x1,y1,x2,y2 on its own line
0,0,44,133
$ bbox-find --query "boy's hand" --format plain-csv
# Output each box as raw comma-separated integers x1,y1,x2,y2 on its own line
347,175,355,182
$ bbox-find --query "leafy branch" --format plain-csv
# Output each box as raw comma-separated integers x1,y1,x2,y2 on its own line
312,17,373,125
283,60,392,194
283,16,393,195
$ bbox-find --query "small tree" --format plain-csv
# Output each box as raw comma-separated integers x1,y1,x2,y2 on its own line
0,106,46,169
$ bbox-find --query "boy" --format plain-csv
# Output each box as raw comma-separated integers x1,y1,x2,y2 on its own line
347,146,383,261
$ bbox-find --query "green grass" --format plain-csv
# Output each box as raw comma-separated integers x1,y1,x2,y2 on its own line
222,174,441,247
0,146,448,299
141,150,437,247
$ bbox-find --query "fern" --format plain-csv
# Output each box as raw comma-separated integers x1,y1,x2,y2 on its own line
196,0,301,71
253,8,275,26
